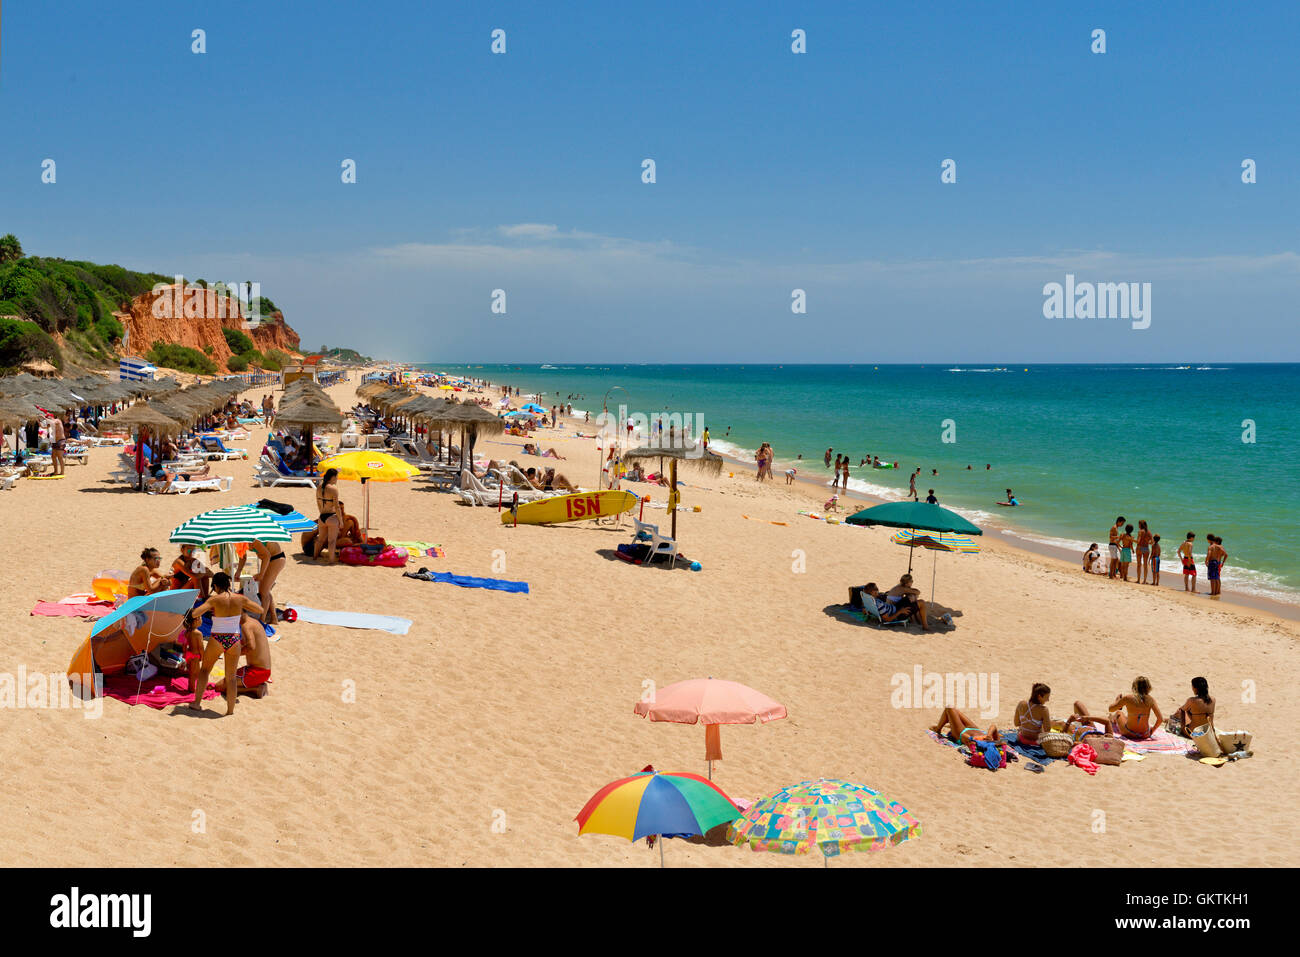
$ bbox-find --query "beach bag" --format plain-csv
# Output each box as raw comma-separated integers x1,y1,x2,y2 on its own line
848,586,866,610
1037,732,1073,758
1215,729,1252,755
124,654,158,683
966,740,1007,771
1089,736,1125,765
1189,723,1222,758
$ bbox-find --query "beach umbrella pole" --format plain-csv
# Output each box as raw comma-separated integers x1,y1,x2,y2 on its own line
660,836,665,868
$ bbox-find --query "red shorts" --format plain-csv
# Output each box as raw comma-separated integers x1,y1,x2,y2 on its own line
236,666,271,688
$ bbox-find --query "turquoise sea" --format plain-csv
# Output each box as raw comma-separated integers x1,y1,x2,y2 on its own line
420,363,1300,605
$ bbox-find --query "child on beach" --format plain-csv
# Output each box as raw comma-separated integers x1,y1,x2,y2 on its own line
1119,524,1135,581
824,494,839,512
1083,543,1101,573
187,573,264,716
1151,535,1162,585
785,466,796,485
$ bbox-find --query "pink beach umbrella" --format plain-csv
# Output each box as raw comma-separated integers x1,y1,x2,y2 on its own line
634,676,787,779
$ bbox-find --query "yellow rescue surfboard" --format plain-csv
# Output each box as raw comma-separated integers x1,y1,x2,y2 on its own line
502,490,638,525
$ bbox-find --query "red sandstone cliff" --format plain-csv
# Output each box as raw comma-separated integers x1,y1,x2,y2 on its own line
117,284,301,372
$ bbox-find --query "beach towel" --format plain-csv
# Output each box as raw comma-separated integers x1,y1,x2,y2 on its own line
1000,730,1060,764
102,674,220,709
282,605,412,635
402,569,529,594
32,599,115,619
1118,727,1197,755
388,541,446,558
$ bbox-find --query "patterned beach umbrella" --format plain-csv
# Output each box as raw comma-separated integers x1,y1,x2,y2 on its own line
576,771,741,866
170,505,293,547
727,779,921,863
244,503,317,533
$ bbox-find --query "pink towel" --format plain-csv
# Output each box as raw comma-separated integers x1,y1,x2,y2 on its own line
32,600,114,619
102,675,221,710
1068,742,1099,775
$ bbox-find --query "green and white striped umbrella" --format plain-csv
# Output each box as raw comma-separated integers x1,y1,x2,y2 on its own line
169,506,292,547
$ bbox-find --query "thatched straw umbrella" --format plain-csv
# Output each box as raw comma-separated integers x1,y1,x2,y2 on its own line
0,398,43,459
101,404,184,490
441,402,504,475
623,444,724,542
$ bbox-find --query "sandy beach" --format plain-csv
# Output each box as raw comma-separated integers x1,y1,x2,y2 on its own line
1,369,1295,868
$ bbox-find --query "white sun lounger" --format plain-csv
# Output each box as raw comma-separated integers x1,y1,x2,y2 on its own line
152,475,234,495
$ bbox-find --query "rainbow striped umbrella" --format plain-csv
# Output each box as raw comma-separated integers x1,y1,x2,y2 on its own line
727,779,921,864
891,530,981,553
576,771,741,866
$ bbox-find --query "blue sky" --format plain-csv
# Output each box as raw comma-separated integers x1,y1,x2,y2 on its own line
2,1,1297,361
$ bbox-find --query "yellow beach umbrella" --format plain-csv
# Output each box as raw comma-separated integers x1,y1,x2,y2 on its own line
315,450,420,540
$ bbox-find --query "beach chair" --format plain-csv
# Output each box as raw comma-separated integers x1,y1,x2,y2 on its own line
860,595,907,628
198,435,245,461
364,433,388,450
455,469,544,506
339,431,362,450
152,475,235,495
632,518,678,567
0,473,18,491
255,455,318,488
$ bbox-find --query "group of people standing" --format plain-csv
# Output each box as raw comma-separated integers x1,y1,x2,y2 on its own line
754,443,776,481
127,547,277,716
1087,516,1229,596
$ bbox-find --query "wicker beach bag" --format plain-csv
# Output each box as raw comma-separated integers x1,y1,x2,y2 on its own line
1037,732,1073,758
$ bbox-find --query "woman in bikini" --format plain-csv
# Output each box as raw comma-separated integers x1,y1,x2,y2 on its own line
1012,683,1052,746
314,468,342,563
128,548,169,597
1074,676,1163,741
186,572,263,716
1172,677,1215,735
931,708,999,748
1135,520,1152,584
249,539,286,625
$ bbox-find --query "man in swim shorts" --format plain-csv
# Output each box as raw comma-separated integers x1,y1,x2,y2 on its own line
1178,532,1197,593
214,616,273,699
1205,534,1227,596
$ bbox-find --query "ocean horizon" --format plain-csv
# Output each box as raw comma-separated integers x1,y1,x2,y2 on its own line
417,362,1300,605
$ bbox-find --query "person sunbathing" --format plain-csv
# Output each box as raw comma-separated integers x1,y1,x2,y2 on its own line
1013,683,1052,746
542,467,575,491
886,574,931,630
863,583,912,623
148,462,211,492
930,707,1000,747
213,616,273,700
128,548,170,597
540,447,565,459
1073,676,1163,741
1171,677,1214,734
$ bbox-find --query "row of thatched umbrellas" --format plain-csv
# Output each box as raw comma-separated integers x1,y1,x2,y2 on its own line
354,380,503,473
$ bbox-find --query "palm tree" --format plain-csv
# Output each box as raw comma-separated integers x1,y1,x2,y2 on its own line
0,234,24,264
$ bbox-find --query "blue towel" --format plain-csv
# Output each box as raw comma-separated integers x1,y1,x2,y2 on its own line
196,613,277,640
1000,730,1058,764
283,605,412,635
403,569,530,594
